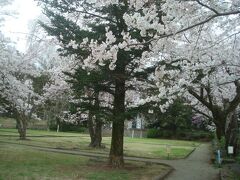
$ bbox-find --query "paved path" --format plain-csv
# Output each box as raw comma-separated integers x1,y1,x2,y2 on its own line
162,143,219,180
0,141,219,180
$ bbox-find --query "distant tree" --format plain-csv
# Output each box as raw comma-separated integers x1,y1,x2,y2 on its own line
0,38,39,139
65,67,113,148
147,99,192,134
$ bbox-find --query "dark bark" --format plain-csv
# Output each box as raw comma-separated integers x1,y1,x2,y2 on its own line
88,93,103,148
89,118,103,148
16,116,27,140
225,111,239,156
212,106,226,140
215,123,225,140
109,77,125,168
88,111,95,146
88,116,103,148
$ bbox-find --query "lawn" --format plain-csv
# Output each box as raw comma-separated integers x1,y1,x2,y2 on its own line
0,128,199,159
0,143,171,180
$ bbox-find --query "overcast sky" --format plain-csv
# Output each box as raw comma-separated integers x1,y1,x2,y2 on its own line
2,0,41,52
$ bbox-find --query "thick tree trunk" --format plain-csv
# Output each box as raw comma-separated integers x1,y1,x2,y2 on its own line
109,118,125,167
90,119,103,148
92,94,103,148
88,117,103,148
213,110,226,140
225,111,239,156
16,117,27,140
88,111,95,146
88,92,103,148
109,78,125,168
215,123,225,140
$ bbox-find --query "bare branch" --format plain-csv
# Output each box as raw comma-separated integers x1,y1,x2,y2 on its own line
192,106,212,119
195,0,219,14
75,8,117,24
226,81,240,114
129,10,240,47
188,88,212,110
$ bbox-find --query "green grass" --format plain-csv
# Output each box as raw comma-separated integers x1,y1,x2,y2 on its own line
0,143,170,180
0,128,199,159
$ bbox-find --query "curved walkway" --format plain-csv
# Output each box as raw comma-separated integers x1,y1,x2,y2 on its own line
162,143,219,180
0,141,219,180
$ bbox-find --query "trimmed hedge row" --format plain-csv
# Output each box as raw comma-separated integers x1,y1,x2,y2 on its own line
147,128,214,141
50,122,87,133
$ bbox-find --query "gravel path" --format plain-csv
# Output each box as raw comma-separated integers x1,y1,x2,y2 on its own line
0,141,219,180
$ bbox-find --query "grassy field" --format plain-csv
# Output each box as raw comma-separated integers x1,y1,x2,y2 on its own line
0,143,171,180
0,128,199,159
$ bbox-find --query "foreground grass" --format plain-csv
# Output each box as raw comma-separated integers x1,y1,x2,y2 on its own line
0,128,199,159
0,144,170,180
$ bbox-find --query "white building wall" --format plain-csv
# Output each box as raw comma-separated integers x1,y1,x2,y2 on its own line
127,113,145,129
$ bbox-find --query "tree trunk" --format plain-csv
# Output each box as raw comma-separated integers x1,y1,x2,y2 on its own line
225,111,239,156
88,110,103,148
88,111,95,146
109,78,125,168
90,119,103,148
16,116,27,140
213,110,226,140
215,123,225,140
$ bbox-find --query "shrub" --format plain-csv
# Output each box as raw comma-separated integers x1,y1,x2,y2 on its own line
146,128,214,141
147,129,160,138
236,154,240,163
219,136,226,150
162,131,173,138
49,122,87,133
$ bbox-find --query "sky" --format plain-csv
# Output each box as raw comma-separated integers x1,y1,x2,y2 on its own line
2,0,41,52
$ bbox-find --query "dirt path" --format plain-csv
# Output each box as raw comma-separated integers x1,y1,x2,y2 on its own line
0,141,219,179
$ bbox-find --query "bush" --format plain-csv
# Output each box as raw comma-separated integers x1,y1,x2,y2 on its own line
219,136,226,150
146,128,214,141
236,154,240,163
162,131,174,138
50,121,87,133
147,129,160,138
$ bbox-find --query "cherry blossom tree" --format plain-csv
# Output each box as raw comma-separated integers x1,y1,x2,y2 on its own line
149,1,240,154
0,34,40,139
37,0,240,164
0,12,48,139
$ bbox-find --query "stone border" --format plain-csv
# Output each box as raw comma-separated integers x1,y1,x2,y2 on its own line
153,166,175,180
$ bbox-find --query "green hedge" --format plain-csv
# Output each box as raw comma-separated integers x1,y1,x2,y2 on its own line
147,128,214,141
50,122,87,133
146,129,160,138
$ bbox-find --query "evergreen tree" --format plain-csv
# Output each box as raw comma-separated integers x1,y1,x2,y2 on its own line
38,0,162,167
64,67,113,148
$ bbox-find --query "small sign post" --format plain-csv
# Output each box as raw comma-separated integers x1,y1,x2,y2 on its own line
228,146,234,155
216,150,221,167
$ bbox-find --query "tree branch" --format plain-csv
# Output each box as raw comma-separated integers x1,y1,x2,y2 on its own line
192,106,212,119
226,81,240,114
129,10,240,47
188,88,212,110
205,85,213,109
195,0,219,14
